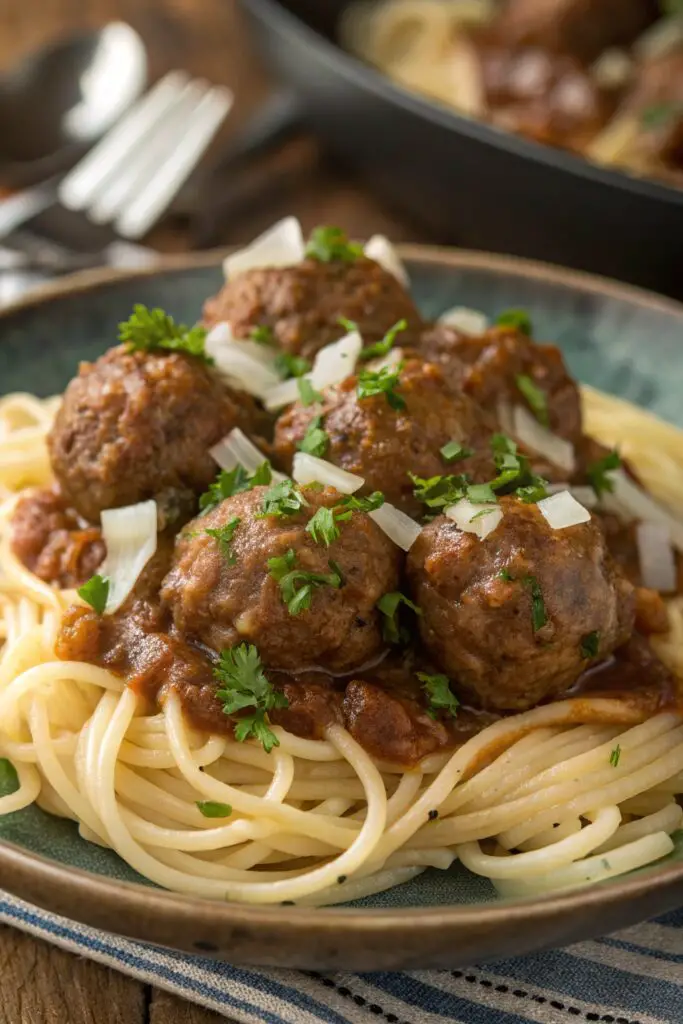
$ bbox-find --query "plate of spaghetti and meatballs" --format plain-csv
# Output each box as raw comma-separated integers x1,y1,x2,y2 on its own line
0,219,682,969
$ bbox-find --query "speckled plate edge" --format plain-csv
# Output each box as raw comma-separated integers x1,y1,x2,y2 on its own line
0,245,682,970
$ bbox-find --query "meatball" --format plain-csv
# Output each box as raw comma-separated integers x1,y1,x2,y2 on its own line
48,346,261,525
407,496,635,711
10,486,104,588
202,256,424,362
420,323,582,445
161,484,401,673
274,358,496,518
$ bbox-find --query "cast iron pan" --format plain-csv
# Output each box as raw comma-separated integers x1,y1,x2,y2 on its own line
240,0,683,299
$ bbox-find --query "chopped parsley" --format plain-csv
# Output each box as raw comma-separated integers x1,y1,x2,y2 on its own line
305,225,364,263
516,480,549,503
267,549,343,615
466,482,497,504
609,744,621,768
336,492,385,516
357,363,406,410
298,377,324,406
77,574,110,615
587,449,621,499
275,352,311,379
119,304,210,362
640,100,683,130
196,801,233,818
417,672,460,720
358,319,407,361
0,757,19,796
580,630,600,659
261,479,308,518
377,591,422,644
297,416,329,457
495,308,533,336
337,316,358,333
498,568,515,581
409,470,469,510
515,374,549,427
490,434,548,501
440,440,473,463
250,325,274,346
205,517,241,564
523,574,548,632
214,643,288,753
199,462,272,513
306,506,340,547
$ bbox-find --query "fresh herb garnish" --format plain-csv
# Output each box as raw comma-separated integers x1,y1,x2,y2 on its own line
275,352,311,379
298,377,324,406
268,549,343,615
214,643,288,753
338,316,359,333
377,591,422,644
205,517,241,564
119,305,210,362
609,744,621,768
470,508,495,520
77,574,110,615
580,630,600,659
466,482,497,504
250,325,274,346
516,479,549,503
523,574,548,632
640,100,683,130
587,449,621,499
490,434,548,501
297,416,329,457
199,463,272,513
261,479,308,518
440,440,473,463
357,363,406,410
498,568,515,581
409,471,469,510
495,308,533,336
358,319,407,361
417,672,460,720
336,492,385,516
306,506,340,547
305,226,364,263
0,758,19,796
515,374,549,427
196,801,233,818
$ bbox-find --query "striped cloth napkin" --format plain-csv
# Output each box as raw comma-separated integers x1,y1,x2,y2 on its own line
1,891,681,1024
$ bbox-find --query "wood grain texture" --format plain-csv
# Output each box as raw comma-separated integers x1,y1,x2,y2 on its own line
150,989,227,1024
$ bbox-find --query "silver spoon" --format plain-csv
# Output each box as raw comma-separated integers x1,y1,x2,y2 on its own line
0,22,147,187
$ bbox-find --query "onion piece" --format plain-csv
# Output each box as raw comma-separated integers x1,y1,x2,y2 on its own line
205,324,281,399
263,377,300,411
537,490,591,530
438,306,488,335
636,522,677,593
366,346,405,373
310,330,363,389
100,500,157,614
512,404,576,474
364,235,409,286
369,503,422,551
209,428,285,482
546,483,599,510
610,469,683,553
591,48,633,89
292,453,363,494
222,217,305,280
445,498,502,540
206,322,278,369
496,399,515,436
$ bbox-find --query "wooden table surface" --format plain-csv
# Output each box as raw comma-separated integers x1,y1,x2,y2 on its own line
0,1,424,1021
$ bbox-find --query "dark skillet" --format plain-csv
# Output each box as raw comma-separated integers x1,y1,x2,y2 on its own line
239,0,683,299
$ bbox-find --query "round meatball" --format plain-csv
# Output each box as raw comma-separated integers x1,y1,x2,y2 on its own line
407,496,635,711
274,358,496,518
161,484,401,673
203,256,424,362
420,323,582,444
48,346,261,524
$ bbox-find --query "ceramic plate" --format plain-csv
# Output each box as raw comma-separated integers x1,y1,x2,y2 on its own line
0,247,682,970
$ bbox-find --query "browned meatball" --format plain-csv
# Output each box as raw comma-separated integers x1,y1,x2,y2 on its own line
161,484,401,673
274,358,496,518
10,486,104,588
48,346,261,525
407,496,635,711
420,324,582,445
202,256,423,362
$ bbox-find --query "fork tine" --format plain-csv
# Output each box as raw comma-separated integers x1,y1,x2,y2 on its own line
116,85,233,240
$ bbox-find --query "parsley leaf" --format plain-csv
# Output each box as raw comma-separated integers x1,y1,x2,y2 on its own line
199,463,272,513
261,479,308,518
495,308,533,336
250,325,274,346
466,482,497,504
77,574,110,615
358,319,407,361
377,591,422,644
119,305,211,363
417,672,460,720
489,434,547,501
523,574,548,632
440,440,473,463
0,758,19,797
409,471,468,510
275,352,311,379
297,416,329,457
305,225,364,263
357,363,406,410
268,549,343,615
336,492,385,517
587,449,621,499
516,479,549,503
298,378,324,406
498,568,515,581
609,744,621,768
196,801,233,818
516,374,549,427
641,100,683,130
306,506,340,547
214,643,287,753
338,316,358,333
580,630,600,659
205,517,241,564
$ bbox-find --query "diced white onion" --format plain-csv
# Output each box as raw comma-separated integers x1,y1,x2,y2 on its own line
367,346,405,372
512,404,576,474
310,330,362,390
364,234,409,286
292,453,363,494
496,399,515,436
537,490,591,530
209,427,285,482
205,323,281,400
636,522,677,593
369,503,422,551
206,322,278,369
222,217,305,280
445,498,502,540
100,500,157,614
263,377,300,411
591,48,633,89
610,469,683,553
437,305,488,335
546,483,599,510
